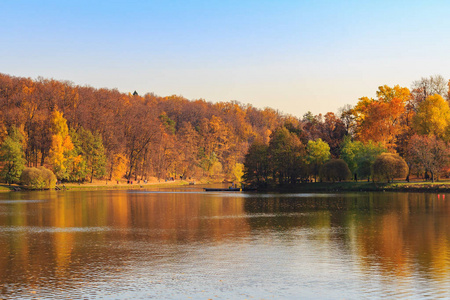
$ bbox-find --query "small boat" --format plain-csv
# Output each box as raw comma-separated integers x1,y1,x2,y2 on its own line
203,187,257,192
204,187,241,192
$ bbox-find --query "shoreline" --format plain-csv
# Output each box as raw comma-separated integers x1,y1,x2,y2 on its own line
61,180,191,191
3,180,450,193
258,181,450,193
0,179,212,192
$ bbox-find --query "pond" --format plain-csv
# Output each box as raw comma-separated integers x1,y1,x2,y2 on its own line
0,189,449,299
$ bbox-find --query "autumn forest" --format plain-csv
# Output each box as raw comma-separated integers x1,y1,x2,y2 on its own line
1,73,450,188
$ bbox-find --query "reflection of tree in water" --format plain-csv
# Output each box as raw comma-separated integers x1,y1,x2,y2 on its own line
242,194,377,233
0,191,450,297
243,193,450,282
348,193,450,282
0,190,251,298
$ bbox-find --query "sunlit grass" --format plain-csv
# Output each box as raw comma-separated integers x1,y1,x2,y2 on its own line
0,185,14,191
61,180,192,191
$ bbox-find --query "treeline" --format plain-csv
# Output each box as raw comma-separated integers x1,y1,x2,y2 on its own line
0,73,292,184
244,75,450,186
1,73,450,186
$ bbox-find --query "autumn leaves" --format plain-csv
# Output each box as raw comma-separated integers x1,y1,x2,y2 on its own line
244,78,450,186
1,72,450,186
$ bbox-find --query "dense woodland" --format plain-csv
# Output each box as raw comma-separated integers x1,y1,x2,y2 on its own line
1,73,450,187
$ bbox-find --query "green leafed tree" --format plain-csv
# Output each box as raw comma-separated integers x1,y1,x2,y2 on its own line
306,138,330,182
340,137,386,181
0,127,26,185
243,140,270,187
70,127,106,183
199,150,218,176
268,127,306,185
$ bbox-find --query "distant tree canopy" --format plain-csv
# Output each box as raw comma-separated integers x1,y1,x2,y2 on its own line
1,73,450,185
0,73,290,183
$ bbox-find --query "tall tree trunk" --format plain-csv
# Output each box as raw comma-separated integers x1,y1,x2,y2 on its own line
134,161,138,181
406,162,411,182
40,149,46,166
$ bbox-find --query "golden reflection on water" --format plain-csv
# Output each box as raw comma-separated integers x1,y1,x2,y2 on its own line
0,190,449,298
345,193,450,283
0,191,252,292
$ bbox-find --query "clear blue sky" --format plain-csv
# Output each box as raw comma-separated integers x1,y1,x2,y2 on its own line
2,0,450,117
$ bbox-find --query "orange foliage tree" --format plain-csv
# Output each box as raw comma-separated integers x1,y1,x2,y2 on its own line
353,85,410,149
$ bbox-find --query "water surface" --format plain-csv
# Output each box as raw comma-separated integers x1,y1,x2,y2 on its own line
0,189,449,299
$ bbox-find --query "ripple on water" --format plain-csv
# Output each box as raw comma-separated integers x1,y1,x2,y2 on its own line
128,191,205,194
0,226,111,233
201,212,311,219
0,200,46,204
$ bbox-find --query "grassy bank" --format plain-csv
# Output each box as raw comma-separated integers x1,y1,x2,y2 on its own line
59,180,194,191
268,181,450,193
0,185,15,192
0,179,214,192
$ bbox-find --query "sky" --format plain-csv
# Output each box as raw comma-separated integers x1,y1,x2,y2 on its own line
2,0,450,117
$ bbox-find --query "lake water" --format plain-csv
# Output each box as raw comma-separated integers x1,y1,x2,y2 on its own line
0,188,449,299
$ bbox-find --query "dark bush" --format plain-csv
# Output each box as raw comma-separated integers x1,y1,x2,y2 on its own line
372,153,408,183
320,159,351,182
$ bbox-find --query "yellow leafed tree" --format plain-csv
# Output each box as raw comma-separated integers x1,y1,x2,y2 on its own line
231,163,244,185
412,94,450,139
111,153,128,181
49,110,75,180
